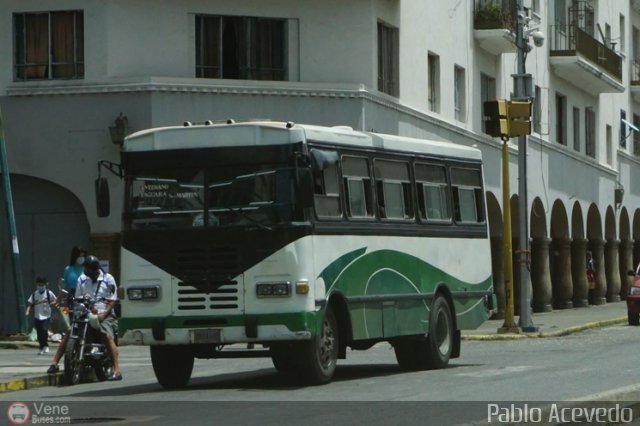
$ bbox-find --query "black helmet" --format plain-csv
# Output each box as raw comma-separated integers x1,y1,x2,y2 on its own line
84,255,101,282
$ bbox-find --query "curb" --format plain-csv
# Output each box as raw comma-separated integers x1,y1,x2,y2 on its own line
0,373,62,393
462,317,627,341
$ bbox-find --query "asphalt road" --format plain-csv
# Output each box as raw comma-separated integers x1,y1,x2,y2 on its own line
3,325,640,425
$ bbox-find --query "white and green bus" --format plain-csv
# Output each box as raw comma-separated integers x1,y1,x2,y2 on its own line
100,120,496,388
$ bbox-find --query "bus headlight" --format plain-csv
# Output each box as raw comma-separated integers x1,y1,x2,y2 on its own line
127,286,161,301
256,282,291,297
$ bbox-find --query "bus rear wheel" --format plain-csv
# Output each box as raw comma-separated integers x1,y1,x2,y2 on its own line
151,345,194,389
393,294,453,371
296,305,338,385
425,294,454,369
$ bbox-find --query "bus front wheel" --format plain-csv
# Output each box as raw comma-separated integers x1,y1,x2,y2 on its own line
296,305,339,385
151,345,194,389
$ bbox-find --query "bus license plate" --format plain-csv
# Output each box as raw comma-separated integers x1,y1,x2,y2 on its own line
191,329,222,343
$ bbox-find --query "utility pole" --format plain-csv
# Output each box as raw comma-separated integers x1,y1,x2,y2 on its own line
0,107,26,334
514,0,538,332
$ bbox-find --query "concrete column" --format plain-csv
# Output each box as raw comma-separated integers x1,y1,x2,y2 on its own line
620,240,634,299
531,237,552,312
552,237,573,309
571,238,589,307
590,239,607,305
490,236,505,319
634,240,640,272
604,239,621,302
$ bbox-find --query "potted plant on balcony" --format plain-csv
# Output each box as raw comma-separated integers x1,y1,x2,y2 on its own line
475,3,505,30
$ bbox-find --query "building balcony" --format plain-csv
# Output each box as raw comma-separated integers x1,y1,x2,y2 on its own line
549,25,624,95
473,0,516,55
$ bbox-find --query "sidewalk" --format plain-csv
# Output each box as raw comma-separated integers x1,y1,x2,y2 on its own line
0,301,629,394
462,300,628,340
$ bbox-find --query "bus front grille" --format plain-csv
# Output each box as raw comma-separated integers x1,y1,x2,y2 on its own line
176,280,240,311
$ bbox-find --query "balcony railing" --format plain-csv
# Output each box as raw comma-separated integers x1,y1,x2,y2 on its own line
474,0,516,31
550,25,622,82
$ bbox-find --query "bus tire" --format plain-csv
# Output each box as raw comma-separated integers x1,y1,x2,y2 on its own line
425,294,454,369
297,305,338,385
270,343,297,373
393,339,422,371
151,345,194,389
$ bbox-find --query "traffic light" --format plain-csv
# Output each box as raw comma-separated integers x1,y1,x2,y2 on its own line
483,99,532,138
507,100,532,137
484,100,510,138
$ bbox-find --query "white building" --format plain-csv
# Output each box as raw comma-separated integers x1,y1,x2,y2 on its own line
0,0,639,332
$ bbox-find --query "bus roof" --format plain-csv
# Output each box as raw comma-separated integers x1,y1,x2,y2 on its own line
123,121,482,160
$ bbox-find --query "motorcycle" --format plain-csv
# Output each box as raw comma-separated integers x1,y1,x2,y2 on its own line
61,290,115,385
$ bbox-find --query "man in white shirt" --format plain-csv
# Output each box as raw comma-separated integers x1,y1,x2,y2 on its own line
75,255,122,380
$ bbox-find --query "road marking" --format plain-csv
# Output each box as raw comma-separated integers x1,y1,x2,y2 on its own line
455,365,535,378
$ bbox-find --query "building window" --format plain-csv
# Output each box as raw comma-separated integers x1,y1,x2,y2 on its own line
377,22,399,97
585,107,596,158
454,65,466,122
532,0,540,14
554,0,567,26
606,125,612,165
634,114,640,156
620,110,627,148
620,14,626,52
481,73,496,135
555,93,567,145
573,107,580,152
196,15,286,80
428,53,440,112
13,11,84,80
533,85,542,134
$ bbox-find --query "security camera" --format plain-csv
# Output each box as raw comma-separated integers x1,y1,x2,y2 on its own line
530,30,545,47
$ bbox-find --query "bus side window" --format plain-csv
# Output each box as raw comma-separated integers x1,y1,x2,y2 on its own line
375,160,412,220
311,151,341,218
415,163,451,222
451,167,484,223
342,156,374,219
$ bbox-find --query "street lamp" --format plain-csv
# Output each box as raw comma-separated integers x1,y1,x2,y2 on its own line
109,113,129,145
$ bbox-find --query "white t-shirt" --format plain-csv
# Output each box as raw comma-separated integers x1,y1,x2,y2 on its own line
27,289,56,320
75,271,118,314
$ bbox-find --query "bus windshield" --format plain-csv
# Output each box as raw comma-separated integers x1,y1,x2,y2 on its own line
125,164,298,230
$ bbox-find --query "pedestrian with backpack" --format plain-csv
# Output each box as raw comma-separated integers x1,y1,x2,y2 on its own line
25,276,57,355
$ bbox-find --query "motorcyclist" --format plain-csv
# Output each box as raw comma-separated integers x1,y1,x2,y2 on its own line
47,255,122,380
74,255,122,381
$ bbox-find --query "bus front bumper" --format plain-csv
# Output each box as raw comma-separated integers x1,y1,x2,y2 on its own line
118,312,319,346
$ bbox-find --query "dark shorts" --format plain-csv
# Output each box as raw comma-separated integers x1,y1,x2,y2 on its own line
100,315,118,339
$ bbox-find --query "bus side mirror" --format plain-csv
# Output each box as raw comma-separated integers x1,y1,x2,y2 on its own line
95,177,110,217
297,169,313,209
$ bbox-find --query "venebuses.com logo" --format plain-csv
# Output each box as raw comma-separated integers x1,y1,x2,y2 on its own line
6,401,71,424
7,402,30,425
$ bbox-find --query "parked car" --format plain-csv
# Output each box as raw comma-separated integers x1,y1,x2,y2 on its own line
627,265,640,325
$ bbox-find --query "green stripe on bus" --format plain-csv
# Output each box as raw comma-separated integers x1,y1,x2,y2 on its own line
320,248,492,339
